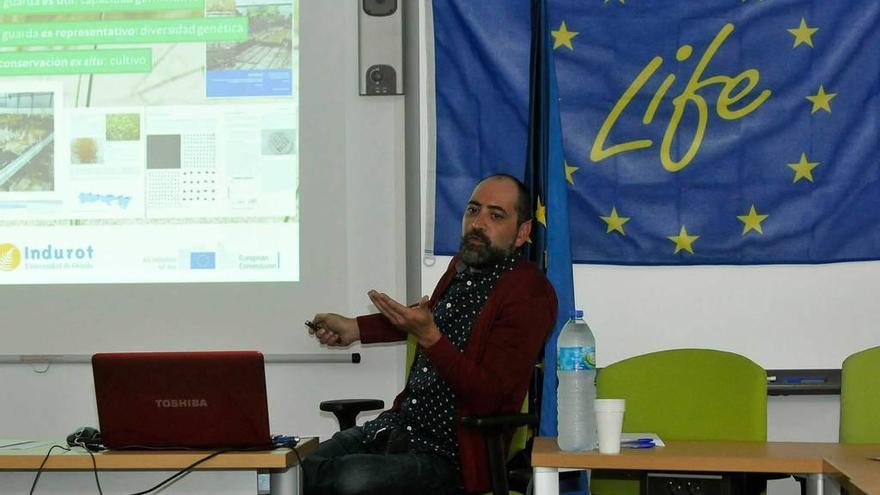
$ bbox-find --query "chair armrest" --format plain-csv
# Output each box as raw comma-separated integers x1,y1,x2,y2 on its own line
320,399,385,431
460,412,538,431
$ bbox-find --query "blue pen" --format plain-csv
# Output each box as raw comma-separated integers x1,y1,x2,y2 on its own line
621,438,655,448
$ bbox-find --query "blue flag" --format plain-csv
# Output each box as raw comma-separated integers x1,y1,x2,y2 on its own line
523,0,575,438
433,1,880,265
524,0,583,492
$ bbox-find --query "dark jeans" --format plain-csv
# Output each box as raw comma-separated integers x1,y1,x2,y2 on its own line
302,427,463,495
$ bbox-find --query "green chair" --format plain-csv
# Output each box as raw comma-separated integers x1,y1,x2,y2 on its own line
591,348,768,495
840,345,880,443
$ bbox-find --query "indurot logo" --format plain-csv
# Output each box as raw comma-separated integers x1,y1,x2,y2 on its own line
0,243,22,271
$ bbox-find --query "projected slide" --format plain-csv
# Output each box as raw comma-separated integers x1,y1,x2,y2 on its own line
0,0,299,284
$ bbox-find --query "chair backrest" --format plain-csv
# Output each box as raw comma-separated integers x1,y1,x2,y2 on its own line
596,349,767,441
840,345,880,443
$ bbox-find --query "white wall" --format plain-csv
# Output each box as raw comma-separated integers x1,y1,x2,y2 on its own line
0,1,410,443
0,5,863,495
572,263,880,370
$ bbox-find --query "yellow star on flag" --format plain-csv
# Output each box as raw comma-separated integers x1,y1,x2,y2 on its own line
806,85,837,114
551,21,579,50
737,205,769,235
668,226,699,255
600,207,630,235
787,153,820,183
564,161,579,185
604,0,625,4
787,17,818,48
536,196,547,227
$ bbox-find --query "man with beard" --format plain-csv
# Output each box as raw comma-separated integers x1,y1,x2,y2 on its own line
303,174,557,495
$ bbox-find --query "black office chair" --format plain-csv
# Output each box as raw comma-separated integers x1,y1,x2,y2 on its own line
321,404,538,495
320,363,545,495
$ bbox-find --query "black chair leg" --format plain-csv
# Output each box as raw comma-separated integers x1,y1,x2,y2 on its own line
484,428,509,495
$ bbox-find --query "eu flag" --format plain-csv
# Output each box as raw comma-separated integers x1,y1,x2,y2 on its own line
525,0,584,492
524,0,575,438
433,1,880,266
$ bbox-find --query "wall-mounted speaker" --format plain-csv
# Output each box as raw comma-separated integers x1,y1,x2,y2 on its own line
358,0,404,95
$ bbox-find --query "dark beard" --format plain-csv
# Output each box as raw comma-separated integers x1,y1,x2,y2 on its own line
459,229,513,268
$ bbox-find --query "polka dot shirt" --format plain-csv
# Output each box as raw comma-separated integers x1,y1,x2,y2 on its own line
362,254,519,465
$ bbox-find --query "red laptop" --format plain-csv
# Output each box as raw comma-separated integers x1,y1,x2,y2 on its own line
92,351,272,449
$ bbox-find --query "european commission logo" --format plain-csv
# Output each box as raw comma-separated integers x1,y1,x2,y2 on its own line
190,252,216,270
0,243,22,271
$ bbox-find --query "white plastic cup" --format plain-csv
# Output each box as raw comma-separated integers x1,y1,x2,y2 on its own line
594,398,626,454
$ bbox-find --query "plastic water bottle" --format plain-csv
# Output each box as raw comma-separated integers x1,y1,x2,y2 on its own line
556,309,597,451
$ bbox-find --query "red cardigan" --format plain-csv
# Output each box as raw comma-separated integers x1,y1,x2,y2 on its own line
357,255,557,493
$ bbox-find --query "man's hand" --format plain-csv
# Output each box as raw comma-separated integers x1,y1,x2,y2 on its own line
367,291,442,348
308,313,361,346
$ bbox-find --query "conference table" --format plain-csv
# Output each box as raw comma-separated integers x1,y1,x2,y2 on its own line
0,437,316,494
532,437,880,495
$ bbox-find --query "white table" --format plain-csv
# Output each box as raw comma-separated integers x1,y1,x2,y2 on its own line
0,437,316,494
531,437,880,495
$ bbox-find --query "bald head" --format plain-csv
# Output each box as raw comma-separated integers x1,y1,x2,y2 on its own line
476,174,532,227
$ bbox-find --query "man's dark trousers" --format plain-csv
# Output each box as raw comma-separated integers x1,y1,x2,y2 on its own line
301,427,462,495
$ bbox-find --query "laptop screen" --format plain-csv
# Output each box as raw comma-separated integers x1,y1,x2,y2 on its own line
92,351,272,449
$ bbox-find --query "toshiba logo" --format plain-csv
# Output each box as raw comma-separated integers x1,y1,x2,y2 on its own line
154,399,208,408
